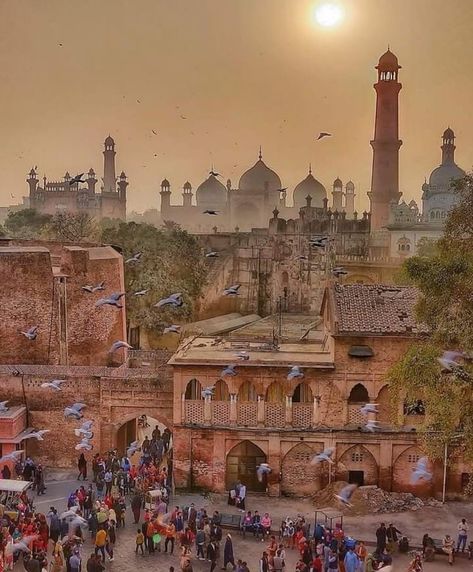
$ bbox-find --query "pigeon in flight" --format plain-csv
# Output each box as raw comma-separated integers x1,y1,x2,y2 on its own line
152,130,158,135
75,429,93,440
0,450,24,464
311,447,335,465
0,401,9,413
201,386,215,399
74,421,93,438
75,438,93,451
360,403,379,416
163,325,181,334
287,366,304,381
411,457,432,484
309,239,328,249
235,351,250,361
21,326,38,341
365,419,380,432
69,515,88,530
221,365,237,377
133,289,149,296
127,440,141,457
205,251,219,258
438,351,471,381
109,340,133,353
203,209,218,215
24,430,50,441
334,484,357,507
256,463,272,482
5,535,38,556
295,255,309,261
64,403,86,420
95,292,126,308
40,379,67,391
180,115,187,120
209,170,221,177
81,282,105,293
69,173,86,185
316,132,332,141
125,252,142,264
333,267,348,278
155,293,184,308
60,506,80,520
223,284,241,296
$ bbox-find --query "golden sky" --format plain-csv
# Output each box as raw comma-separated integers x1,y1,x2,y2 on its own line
1,0,473,214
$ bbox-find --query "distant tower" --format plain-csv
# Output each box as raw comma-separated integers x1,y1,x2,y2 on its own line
182,181,193,207
118,171,128,200
160,179,171,214
441,127,456,165
345,181,355,218
332,178,343,211
103,135,117,193
27,168,39,196
87,168,97,193
368,49,403,230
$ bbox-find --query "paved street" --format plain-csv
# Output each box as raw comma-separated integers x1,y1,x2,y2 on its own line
19,476,473,570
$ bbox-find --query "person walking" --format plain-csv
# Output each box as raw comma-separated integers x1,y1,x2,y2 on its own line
457,518,469,552
386,523,402,553
207,540,218,572
78,454,87,481
222,534,236,570
344,547,359,572
94,528,107,562
135,529,145,556
196,527,206,561
165,522,177,555
375,523,387,555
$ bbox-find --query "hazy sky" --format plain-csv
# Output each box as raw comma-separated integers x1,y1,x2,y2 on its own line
1,0,473,214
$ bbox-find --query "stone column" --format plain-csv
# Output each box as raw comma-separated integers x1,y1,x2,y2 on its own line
257,395,265,427
230,394,237,425
204,396,212,424
285,395,292,426
313,396,321,426
378,440,393,490
181,393,186,424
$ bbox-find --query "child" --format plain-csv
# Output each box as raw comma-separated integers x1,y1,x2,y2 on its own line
135,529,145,556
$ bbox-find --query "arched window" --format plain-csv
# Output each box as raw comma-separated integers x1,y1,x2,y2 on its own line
185,378,203,400
292,383,313,403
348,383,369,403
265,381,284,403
238,380,257,402
214,379,230,401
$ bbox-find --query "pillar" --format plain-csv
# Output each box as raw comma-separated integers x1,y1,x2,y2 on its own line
285,395,292,427
204,396,212,424
257,395,265,427
230,394,237,425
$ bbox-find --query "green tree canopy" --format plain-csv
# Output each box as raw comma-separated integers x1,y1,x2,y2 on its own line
5,208,52,238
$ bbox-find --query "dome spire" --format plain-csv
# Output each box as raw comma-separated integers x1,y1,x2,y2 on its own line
309,163,312,175
258,146,262,160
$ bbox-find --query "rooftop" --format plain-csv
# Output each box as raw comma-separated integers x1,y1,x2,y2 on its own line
331,283,428,336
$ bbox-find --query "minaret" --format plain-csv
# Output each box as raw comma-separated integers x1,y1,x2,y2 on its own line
368,49,403,230
332,178,343,211
103,135,117,193
440,127,456,165
160,179,171,215
27,168,39,196
345,181,355,218
87,168,97,193
182,181,193,207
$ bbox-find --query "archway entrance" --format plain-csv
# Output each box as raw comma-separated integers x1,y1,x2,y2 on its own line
226,440,266,492
116,415,171,460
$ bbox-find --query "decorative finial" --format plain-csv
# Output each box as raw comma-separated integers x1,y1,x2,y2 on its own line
309,163,312,175
387,44,390,51
258,146,262,160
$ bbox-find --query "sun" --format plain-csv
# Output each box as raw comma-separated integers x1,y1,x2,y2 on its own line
314,2,344,27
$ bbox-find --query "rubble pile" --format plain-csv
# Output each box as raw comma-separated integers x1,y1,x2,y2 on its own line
312,482,443,515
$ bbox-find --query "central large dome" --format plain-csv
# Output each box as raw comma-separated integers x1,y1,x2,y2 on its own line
293,169,326,209
238,153,282,192
429,163,465,189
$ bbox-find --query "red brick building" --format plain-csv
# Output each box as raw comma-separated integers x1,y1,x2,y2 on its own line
170,284,469,497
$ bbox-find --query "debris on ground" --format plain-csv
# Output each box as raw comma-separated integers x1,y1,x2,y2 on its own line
311,482,443,514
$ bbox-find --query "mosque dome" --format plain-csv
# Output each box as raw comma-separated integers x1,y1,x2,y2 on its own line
238,151,282,192
161,178,170,188
376,49,400,70
196,174,227,206
429,163,465,189
293,168,326,209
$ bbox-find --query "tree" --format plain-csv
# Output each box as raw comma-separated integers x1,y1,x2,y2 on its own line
100,221,207,330
5,208,52,238
387,174,473,467
47,212,98,242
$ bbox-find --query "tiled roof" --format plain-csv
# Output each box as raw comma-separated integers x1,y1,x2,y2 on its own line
332,283,429,336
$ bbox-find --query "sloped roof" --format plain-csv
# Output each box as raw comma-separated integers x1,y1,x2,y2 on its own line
331,283,429,336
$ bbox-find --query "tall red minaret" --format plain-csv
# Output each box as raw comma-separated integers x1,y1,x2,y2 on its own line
368,49,402,230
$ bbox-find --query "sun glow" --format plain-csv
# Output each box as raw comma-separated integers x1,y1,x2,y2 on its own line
314,3,344,27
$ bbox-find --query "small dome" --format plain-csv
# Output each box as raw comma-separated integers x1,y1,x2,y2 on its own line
183,181,192,190
293,170,326,210
88,168,95,176
238,154,282,192
105,135,115,146
429,163,465,189
196,174,227,207
376,49,400,70
119,171,127,179
161,178,170,188
346,180,355,191
443,127,455,139
333,177,343,188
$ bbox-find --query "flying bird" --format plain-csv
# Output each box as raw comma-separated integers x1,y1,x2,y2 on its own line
76,420,93,432
256,463,272,482
155,293,183,308
209,170,221,177
152,130,158,135
0,401,9,413
95,292,126,308
109,340,133,353
332,266,348,277
21,326,38,341
287,366,304,381
75,438,93,451
223,284,241,296
125,252,142,264
0,450,24,465
309,239,327,249
74,429,93,440
127,440,141,457
311,447,335,465
163,325,181,334
203,209,218,215
75,420,93,438
334,484,357,507
411,457,432,484
5,535,38,556
81,282,105,293
60,507,80,520
235,351,250,361
40,379,67,391
201,386,215,399
295,255,309,261
360,403,379,416
64,403,86,420
365,420,380,432
221,365,237,377
180,115,187,120
316,132,332,141
24,430,50,441
69,173,85,185
205,251,219,258
133,289,149,296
